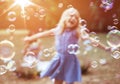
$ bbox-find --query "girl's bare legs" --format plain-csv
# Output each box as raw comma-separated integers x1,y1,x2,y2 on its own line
54,79,63,84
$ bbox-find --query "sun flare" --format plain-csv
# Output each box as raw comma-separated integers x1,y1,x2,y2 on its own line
15,0,32,9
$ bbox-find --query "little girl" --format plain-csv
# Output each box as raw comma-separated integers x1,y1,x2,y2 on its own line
24,7,110,84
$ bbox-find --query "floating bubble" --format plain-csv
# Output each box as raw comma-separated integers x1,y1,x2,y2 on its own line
38,8,46,18
0,65,7,75
113,18,119,25
6,24,16,40
34,8,46,20
7,24,16,34
111,51,120,59
79,19,87,27
6,60,16,71
38,28,43,32
89,32,100,47
7,11,16,22
100,0,114,12
107,29,120,48
91,61,98,68
23,52,38,68
67,44,80,55
80,28,89,39
107,25,118,30
99,58,107,65
0,40,15,61
43,48,51,57
58,3,64,8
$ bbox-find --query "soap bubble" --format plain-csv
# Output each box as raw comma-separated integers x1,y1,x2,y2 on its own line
100,0,114,12
91,61,98,68
7,11,16,22
0,65,7,75
107,29,120,48
6,60,16,71
23,52,38,68
58,3,64,8
0,40,15,61
111,50,120,59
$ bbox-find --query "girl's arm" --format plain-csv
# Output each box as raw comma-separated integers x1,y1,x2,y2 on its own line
80,30,111,52
88,37,111,51
24,28,56,42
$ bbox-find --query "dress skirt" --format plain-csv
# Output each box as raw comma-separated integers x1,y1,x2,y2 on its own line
40,52,82,83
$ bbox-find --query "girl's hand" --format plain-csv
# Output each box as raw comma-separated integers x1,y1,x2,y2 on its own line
24,36,31,43
105,46,113,53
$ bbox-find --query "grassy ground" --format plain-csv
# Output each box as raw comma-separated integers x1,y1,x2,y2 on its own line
0,30,120,84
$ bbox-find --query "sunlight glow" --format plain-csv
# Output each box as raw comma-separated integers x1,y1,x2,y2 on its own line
15,0,31,9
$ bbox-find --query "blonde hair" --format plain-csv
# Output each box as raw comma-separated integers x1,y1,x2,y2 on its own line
56,7,81,36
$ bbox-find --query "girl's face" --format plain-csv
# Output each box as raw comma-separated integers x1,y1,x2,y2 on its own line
64,9,79,28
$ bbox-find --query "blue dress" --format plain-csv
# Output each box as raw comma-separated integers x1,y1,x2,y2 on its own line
40,28,82,83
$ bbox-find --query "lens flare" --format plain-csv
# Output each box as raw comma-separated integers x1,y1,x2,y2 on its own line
15,0,31,9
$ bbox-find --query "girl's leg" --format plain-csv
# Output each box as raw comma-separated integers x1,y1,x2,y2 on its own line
54,79,63,84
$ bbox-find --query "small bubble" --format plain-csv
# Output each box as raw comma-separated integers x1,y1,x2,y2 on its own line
111,51,120,59
113,18,119,25
0,65,7,75
91,61,98,68
58,3,64,8
6,60,16,71
99,58,107,65
7,11,16,22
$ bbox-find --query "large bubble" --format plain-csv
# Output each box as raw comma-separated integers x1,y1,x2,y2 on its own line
22,52,38,68
106,29,120,48
0,40,15,61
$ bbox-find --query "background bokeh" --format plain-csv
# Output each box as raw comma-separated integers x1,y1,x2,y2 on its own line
0,0,120,33
0,0,120,84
